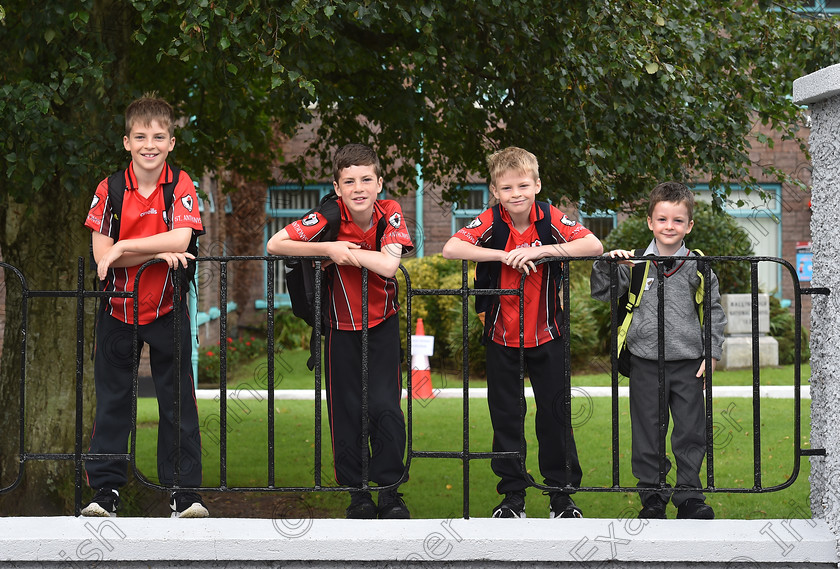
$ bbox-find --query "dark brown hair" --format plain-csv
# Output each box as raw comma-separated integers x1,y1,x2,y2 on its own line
648,181,695,220
332,143,382,182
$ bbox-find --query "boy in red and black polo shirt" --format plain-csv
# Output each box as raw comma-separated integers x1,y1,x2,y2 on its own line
267,143,413,519
443,146,603,519
82,95,207,518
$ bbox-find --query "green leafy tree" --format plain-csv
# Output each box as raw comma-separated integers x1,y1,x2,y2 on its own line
1,1,836,513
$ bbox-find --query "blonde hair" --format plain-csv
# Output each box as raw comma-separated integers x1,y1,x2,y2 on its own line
486,147,539,187
124,93,175,137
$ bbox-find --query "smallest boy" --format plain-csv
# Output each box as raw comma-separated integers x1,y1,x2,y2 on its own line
590,181,726,520
443,146,603,518
267,143,413,519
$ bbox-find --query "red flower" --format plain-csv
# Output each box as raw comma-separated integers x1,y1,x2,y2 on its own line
206,351,214,357
227,337,234,343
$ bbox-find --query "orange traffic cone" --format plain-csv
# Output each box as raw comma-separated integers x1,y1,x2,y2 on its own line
411,318,434,400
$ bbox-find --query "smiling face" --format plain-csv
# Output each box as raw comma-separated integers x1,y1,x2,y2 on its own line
490,169,541,223
123,119,175,179
333,164,383,227
647,199,694,254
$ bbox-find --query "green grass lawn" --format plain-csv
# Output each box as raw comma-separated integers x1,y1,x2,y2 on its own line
137,350,813,519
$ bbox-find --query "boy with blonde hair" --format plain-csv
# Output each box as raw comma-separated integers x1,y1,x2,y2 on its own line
443,146,603,518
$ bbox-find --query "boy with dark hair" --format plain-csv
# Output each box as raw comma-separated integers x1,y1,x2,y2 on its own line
442,146,603,518
267,143,414,519
590,181,726,520
83,94,208,517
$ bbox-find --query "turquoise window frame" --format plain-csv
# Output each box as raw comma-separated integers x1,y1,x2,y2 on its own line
450,185,490,234
259,184,335,310
797,0,840,14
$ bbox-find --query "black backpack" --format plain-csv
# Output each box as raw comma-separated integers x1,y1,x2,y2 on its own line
473,201,562,341
283,193,387,370
93,166,202,302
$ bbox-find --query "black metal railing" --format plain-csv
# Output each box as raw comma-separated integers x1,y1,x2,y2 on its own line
0,255,825,518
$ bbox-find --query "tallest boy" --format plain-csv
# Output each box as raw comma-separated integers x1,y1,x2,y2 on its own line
83,95,207,518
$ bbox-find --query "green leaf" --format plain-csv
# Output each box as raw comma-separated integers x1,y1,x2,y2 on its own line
645,61,659,74
44,29,56,44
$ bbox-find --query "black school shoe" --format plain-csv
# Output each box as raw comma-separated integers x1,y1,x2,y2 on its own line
346,491,377,519
81,488,120,517
377,488,410,519
170,491,210,518
676,498,715,520
491,490,526,518
638,495,668,519
549,492,583,519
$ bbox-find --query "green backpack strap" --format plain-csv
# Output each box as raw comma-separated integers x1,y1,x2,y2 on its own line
692,249,705,326
616,249,649,351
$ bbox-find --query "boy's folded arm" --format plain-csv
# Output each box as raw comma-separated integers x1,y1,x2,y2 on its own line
266,229,355,261
441,237,505,263
113,227,194,256
91,230,161,268
352,242,404,278
540,234,604,258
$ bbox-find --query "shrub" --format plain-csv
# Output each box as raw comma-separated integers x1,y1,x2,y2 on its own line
769,296,810,364
198,335,269,385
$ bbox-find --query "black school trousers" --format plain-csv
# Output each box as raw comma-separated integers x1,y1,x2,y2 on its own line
486,338,582,495
324,314,406,488
86,309,202,489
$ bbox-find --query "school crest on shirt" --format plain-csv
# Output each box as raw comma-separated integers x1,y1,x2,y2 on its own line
466,218,482,229
302,212,321,227
560,215,576,227
181,195,194,212
388,212,402,228
89,195,100,211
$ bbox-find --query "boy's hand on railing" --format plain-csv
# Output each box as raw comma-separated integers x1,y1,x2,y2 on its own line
503,248,539,275
154,251,195,270
607,249,637,266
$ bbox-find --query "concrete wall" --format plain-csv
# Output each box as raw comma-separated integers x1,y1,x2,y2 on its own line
794,63,840,561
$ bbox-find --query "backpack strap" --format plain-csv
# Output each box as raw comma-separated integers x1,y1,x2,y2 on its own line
616,248,648,352
692,249,706,326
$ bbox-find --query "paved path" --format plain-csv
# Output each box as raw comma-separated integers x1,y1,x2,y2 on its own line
194,385,811,400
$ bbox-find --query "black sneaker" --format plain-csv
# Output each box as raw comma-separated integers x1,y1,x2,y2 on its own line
170,491,209,518
549,492,583,519
346,491,377,519
492,490,526,518
81,488,119,517
377,488,410,519
676,498,715,520
639,495,668,519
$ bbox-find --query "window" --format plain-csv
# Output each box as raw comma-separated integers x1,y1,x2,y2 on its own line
695,184,783,295
579,211,617,241
450,185,490,233
798,0,840,13
263,185,335,305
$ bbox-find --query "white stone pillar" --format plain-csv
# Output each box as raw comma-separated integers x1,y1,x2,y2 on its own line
793,64,840,537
